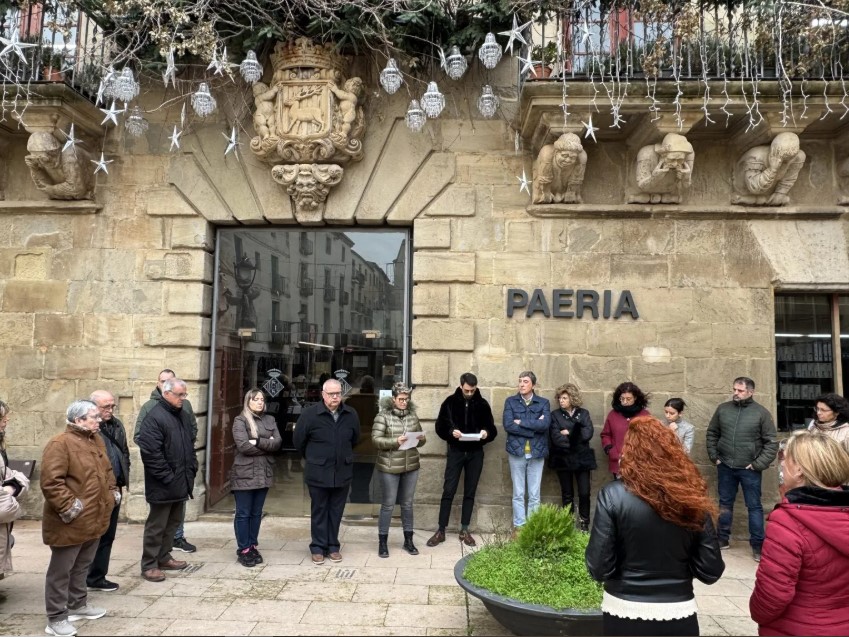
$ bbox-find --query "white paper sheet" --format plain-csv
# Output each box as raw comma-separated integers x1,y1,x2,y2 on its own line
398,431,424,450
459,432,483,441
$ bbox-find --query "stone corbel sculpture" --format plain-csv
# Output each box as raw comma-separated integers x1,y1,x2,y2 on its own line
732,132,805,206
532,133,586,204
24,131,94,200
272,163,344,223
838,157,849,205
628,133,694,204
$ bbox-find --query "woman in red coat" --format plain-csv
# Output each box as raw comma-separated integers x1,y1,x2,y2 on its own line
749,431,849,636
600,382,650,478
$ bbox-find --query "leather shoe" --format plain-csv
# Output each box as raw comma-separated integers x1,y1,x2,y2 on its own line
426,530,445,547
458,530,477,547
141,568,166,582
158,558,187,570
328,551,342,562
311,553,325,565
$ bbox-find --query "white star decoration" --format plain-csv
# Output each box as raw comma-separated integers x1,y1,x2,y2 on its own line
223,126,240,157
517,168,531,195
99,100,123,126
0,30,37,65
91,152,113,175
517,55,540,77
207,46,233,76
498,14,532,56
438,47,447,72
163,47,176,88
582,115,599,143
169,125,182,151
95,80,106,106
61,124,79,153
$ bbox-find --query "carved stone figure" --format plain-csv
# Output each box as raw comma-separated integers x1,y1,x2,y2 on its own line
328,78,363,138
732,132,806,206
252,82,279,138
838,157,849,205
628,133,694,204
532,133,586,204
24,131,94,200
272,163,344,223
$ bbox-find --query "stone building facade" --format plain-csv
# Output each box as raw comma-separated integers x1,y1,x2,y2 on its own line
2,43,848,533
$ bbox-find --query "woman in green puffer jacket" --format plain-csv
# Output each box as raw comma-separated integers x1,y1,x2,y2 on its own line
372,382,426,558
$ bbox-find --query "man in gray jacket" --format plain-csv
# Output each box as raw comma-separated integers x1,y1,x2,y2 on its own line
706,376,778,562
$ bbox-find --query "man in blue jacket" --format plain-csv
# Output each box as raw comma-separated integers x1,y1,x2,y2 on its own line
503,371,550,530
294,379,360,565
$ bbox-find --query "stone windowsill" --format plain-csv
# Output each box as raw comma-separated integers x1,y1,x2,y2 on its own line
526,204,847,220
0,200,101,214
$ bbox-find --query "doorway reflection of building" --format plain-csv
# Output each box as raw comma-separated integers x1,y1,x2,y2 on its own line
209,229,410,519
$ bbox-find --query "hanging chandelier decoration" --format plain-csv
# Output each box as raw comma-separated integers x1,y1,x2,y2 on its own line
421,81,445,118
478,33,503,70
110,66,140,103
477,85,499,119
379,57,403,94
405,99,426,132
239,50,263,84
191,82,217,117
445,45,467,80
124,105,149,137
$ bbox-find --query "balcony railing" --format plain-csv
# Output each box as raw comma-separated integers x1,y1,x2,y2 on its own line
340,290,350,306
300,277,314,297
299,236,313,256
0,6,109,102
324,286,336,303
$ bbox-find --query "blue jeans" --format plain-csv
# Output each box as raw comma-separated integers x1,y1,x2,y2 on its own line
378,470,419,535
233,488,269,551
717,463,764,549
508,455,544,527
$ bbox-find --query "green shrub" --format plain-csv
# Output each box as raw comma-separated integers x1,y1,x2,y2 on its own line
462,506,602,610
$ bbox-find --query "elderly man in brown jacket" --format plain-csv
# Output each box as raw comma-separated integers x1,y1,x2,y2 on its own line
41,399,118,637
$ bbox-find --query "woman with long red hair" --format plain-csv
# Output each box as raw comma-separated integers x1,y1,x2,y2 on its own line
586,416,725,636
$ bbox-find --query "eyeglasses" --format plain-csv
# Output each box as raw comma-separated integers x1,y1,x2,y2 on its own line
167,391,189,399
101,404,116,410
395,397,410,402
323,392,342,398
82,414,102,422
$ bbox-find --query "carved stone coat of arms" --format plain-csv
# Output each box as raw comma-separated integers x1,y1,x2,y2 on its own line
250,38,366,222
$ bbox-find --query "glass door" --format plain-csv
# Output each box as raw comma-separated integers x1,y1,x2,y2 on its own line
208,228,410,519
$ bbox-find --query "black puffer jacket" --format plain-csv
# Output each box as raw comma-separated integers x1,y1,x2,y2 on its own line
137,394,198,504
548,407,597,472
586,480,725,603
435,387,497,451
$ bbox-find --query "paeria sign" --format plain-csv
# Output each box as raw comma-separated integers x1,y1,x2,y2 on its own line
507,288,639,319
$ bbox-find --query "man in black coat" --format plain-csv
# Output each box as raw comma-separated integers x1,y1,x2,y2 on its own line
427,373,497,548
294,379,360,565
136,378,198,582
86,390,130,592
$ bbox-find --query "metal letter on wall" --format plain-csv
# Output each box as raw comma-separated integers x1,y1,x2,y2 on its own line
250,38,366,223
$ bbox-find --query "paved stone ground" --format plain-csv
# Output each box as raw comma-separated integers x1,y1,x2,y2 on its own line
0,519,758,636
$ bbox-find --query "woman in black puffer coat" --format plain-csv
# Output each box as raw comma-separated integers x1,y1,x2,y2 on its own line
548,383,596,532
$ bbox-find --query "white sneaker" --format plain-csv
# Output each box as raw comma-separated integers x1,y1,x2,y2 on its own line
67,605,107,621
45,620,77,636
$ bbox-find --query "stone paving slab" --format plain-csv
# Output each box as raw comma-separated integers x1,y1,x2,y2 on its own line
0,519,760,636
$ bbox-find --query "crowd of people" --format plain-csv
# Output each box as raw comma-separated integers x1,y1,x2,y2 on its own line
0,367,848,636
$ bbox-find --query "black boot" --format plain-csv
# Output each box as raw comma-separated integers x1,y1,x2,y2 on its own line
579,518,590,533
378,534,389,558
403,531,419,555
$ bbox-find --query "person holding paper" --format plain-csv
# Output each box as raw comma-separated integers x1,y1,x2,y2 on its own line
372,382,426,558
427,373,497,548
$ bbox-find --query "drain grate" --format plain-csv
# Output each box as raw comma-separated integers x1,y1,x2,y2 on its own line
335,568,356,579
179,563,204,574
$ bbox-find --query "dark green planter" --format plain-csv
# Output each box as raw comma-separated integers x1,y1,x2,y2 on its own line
454,554,603,636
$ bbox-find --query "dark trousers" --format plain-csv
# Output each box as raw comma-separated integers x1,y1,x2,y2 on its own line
141,501,185,572
717,463,764,549
556,469,591,522
233,488,268,551
438,448,485,529
307,484,348,555
603,613,699,636
87,497,121,585
45,538,99,622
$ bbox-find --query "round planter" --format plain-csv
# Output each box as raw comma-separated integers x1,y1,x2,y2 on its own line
454,554,603,636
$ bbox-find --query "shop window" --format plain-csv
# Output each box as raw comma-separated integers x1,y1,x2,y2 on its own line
775,293,848,431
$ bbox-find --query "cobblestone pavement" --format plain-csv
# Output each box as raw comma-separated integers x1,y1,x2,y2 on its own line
0,519,758,636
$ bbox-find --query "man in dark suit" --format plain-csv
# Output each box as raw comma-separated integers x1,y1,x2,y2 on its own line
294,379,360,565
